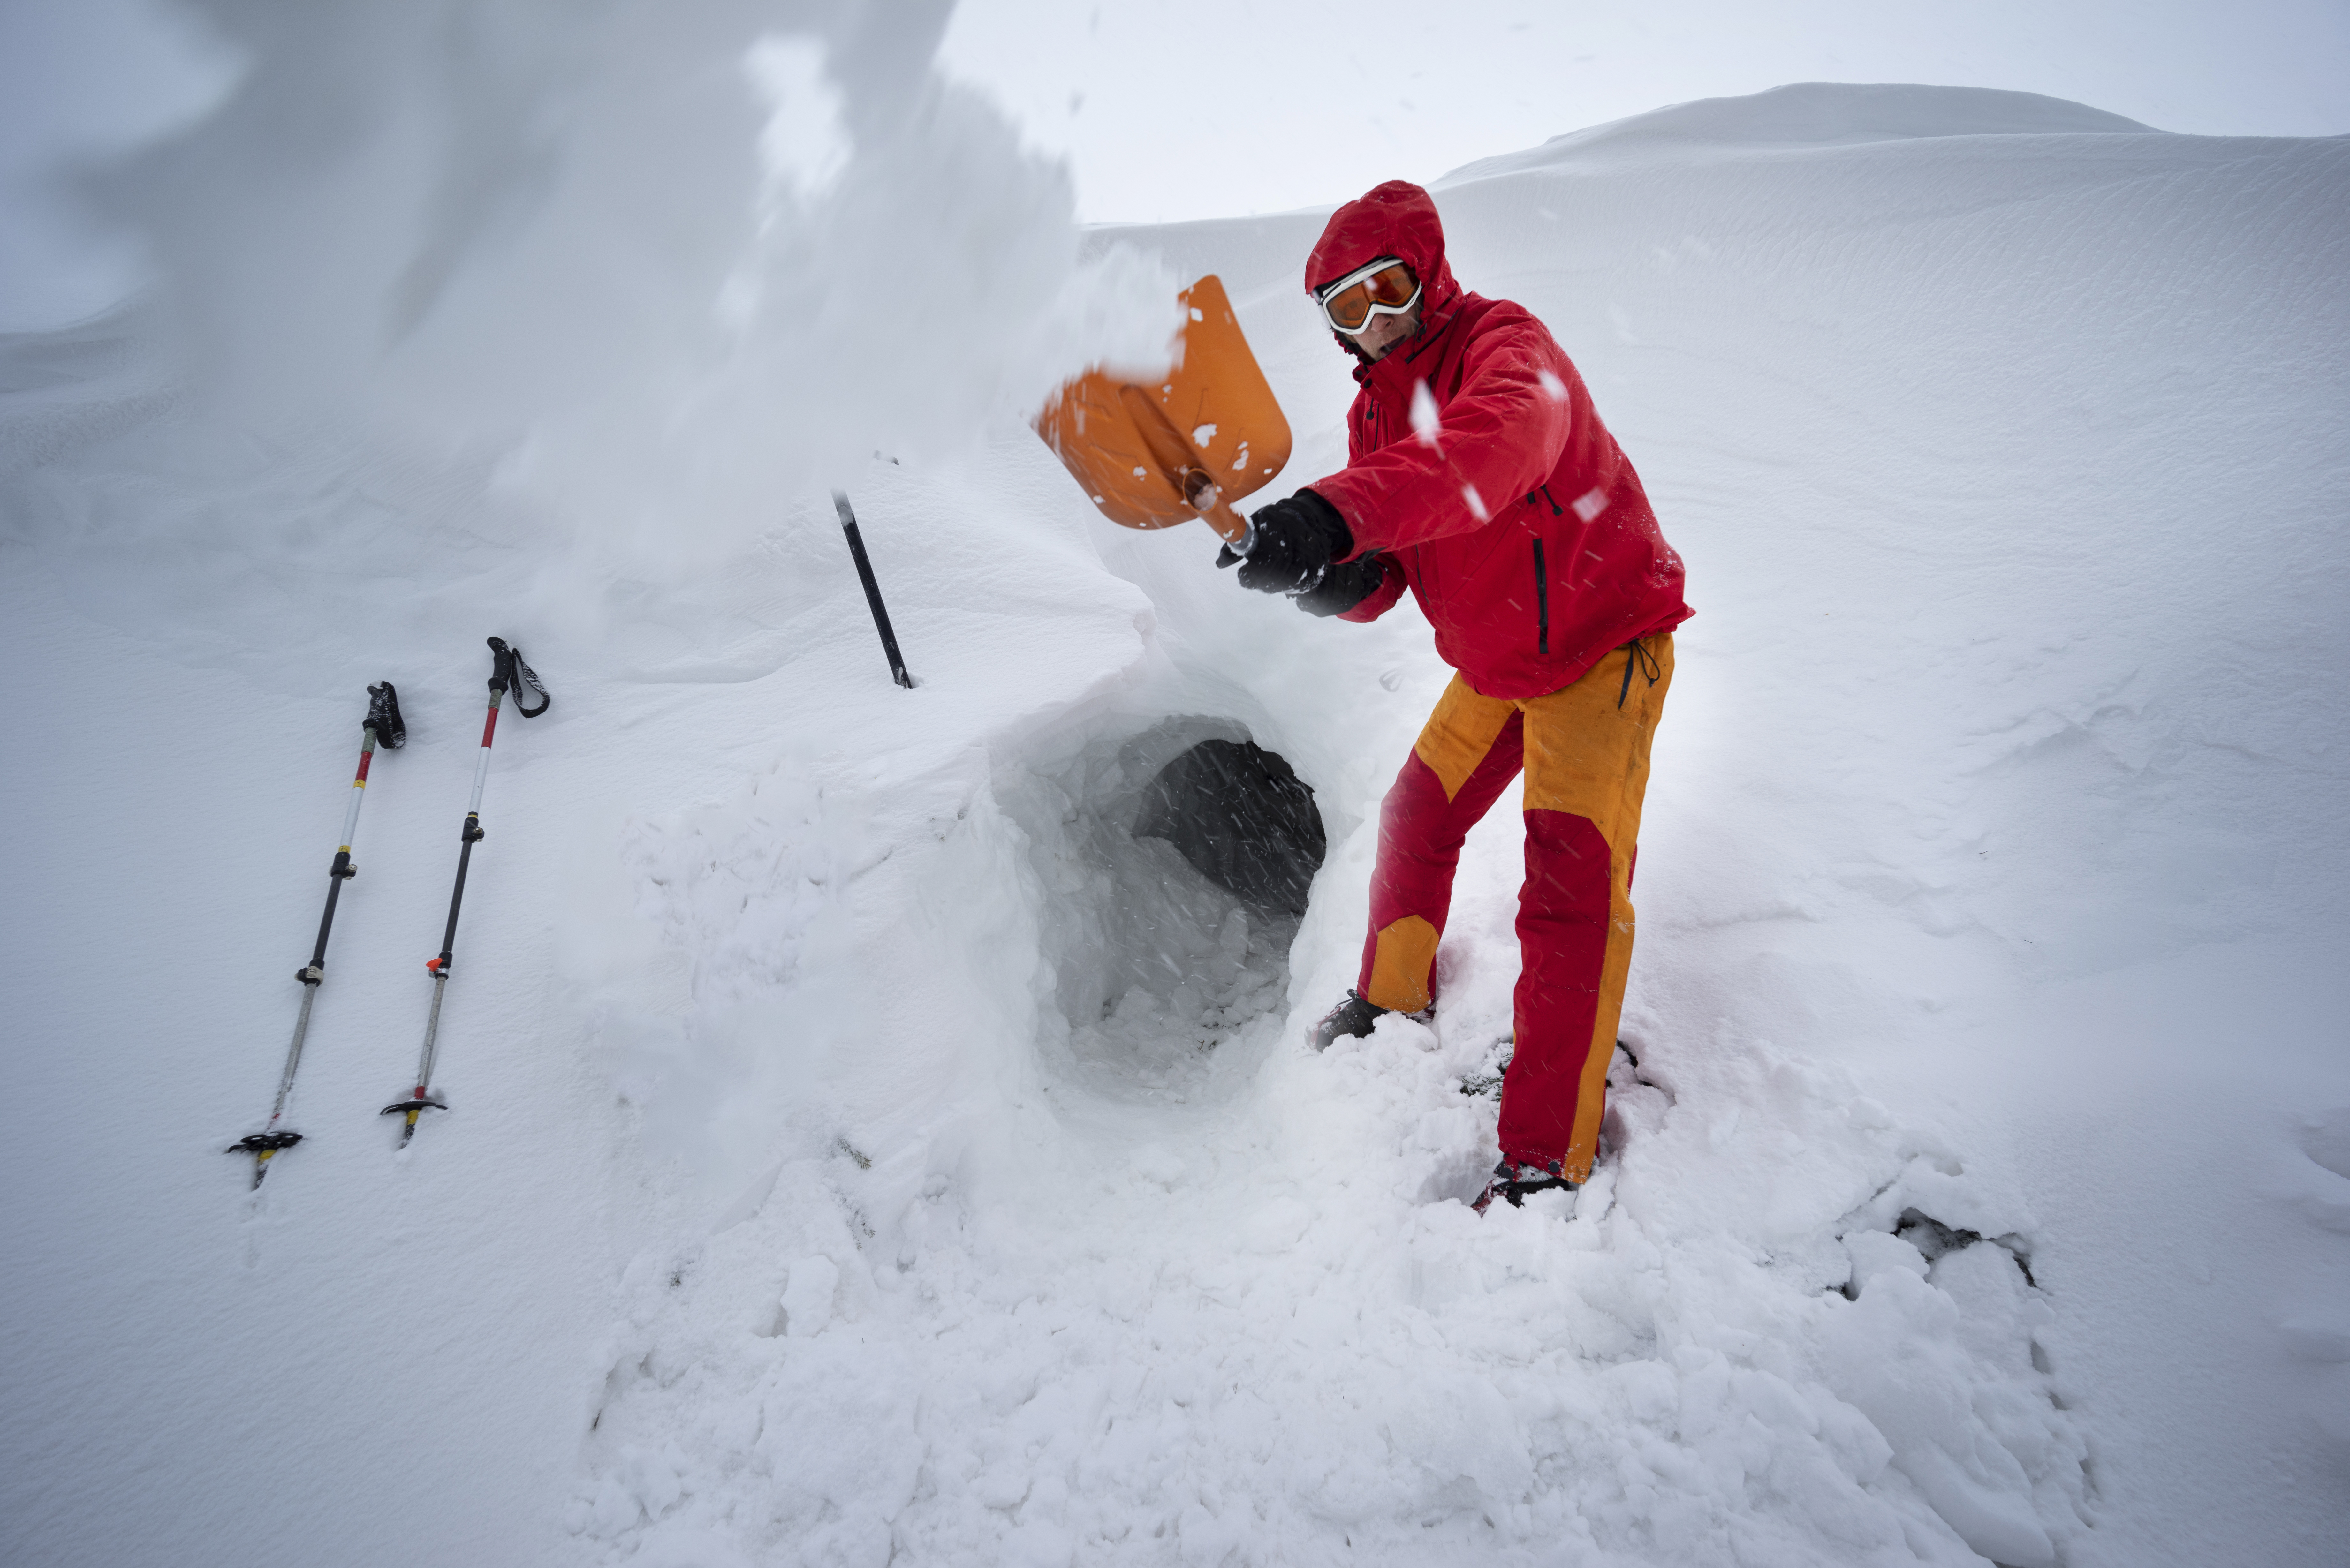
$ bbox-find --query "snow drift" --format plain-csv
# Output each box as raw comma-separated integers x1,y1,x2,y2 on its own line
3,47,2347,1568
58,0,1177,559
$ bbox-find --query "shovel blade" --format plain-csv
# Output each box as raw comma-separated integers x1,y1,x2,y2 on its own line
1034,275,1291,543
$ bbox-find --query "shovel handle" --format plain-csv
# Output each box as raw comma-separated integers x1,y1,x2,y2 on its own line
1198,495,1249,545
1118,383,1254,547
1170,461,1250,545
1170,460,1250,545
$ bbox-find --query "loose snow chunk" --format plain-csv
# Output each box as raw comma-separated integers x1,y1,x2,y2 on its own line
585,1442,689,1538
779,1255,840,1338
1826,1266,2062,1566
1131,465,1147,479
1192,422,1217,447
1410,380,1442,447
745,38,851,205
1846,1229,1931,1293
1537,367,1568,402
1462,483,1490,522
1190,306,1205,322
1573,486,1610,522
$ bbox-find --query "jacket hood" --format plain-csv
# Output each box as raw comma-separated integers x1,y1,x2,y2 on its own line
1305,180,1461,317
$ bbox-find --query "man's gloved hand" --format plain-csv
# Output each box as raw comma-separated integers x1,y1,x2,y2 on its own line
1296,552,1387,618
1215,489,1354,595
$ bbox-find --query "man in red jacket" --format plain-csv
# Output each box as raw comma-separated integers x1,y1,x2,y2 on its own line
1223,180,1690,1213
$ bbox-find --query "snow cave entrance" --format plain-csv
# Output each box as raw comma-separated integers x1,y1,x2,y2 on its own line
1016,716,1326,1104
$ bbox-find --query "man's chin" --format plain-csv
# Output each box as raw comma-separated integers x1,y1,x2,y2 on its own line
1361,333,1414,363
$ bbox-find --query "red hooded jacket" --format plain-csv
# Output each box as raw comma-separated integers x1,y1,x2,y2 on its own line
1305,182,1690,699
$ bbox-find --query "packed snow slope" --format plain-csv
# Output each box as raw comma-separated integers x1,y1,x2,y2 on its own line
3,75,2347,1568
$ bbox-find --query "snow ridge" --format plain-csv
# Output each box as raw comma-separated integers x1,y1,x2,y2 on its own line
1438,82,2158,184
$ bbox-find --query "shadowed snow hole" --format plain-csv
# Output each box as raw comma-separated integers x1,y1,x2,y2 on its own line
1008,717,1327,1103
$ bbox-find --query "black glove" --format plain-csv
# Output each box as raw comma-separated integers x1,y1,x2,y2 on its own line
1215,489,1354,595
1296,552,1387,617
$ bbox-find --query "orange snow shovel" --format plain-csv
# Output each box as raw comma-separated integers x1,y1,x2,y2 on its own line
1033,275,1291,545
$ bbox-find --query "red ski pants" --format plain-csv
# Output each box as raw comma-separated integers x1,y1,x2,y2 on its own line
1357,637,1673,1182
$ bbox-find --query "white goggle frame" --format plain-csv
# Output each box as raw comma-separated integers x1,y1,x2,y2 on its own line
1315,256,1423,336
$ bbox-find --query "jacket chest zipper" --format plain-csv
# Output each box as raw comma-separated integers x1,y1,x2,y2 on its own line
1531,538,1549,656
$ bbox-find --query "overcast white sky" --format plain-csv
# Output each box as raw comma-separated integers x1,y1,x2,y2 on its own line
3,0,2346,329
938,0,2350,222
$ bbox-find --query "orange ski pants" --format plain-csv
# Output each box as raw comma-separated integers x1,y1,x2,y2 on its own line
1358,637,1673,1182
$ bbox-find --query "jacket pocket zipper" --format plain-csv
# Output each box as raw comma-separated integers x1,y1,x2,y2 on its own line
1531,538,1550,656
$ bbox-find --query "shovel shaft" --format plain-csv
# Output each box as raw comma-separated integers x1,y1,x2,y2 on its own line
833,493,913,690
1199,496,1248,544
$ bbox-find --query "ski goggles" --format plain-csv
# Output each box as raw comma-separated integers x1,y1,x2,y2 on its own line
1315,257,1421,335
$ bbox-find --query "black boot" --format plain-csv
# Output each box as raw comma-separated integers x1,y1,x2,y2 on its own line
1473,1158,1578,1214
1308,990,1388,1051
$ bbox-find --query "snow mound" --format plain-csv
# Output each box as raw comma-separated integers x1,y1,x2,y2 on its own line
580,1027,2081,1566
52,0,1178,562
1441,82,2156,182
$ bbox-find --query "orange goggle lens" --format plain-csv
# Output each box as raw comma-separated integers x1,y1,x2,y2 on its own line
1319,261,1421,333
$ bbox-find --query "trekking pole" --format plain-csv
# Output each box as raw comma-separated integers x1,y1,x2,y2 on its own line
229,681,407,1188
833,491,914,689
382,637,550,1145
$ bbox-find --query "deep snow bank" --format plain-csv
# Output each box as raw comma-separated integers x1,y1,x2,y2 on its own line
3,70,2347,1568
61,0,1177,558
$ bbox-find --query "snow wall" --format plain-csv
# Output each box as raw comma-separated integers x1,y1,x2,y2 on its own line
2,15,2347,1567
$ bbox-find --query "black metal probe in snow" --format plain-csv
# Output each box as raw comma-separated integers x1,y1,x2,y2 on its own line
833,491,914,689
382,637,550,1146
229,681,408,1189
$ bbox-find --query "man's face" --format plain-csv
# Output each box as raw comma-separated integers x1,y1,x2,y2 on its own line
1353,300,1422,361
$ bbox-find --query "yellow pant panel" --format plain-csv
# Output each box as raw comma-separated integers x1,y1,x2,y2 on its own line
1520,637,1674,861
1366,916,1440,1013
1411,675,1519,803
1561,877,1640,1180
